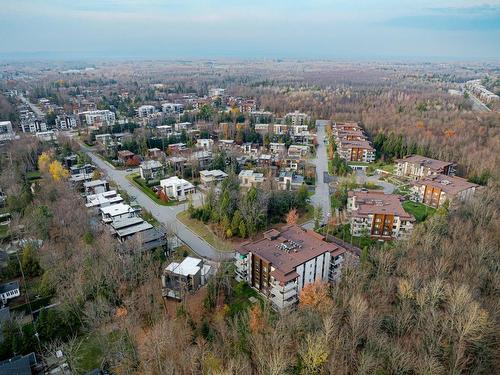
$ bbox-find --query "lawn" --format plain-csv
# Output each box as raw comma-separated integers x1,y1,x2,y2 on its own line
74,330,136,374
402,201,436,222
126,173,176,207
176,210,236,252
227,281,262,317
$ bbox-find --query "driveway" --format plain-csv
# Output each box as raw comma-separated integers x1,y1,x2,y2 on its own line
309,120,332,223
81,146,234,261
355,170,395,194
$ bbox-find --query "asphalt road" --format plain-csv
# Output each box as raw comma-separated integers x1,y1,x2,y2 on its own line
309,121,332,223
81,146,234,261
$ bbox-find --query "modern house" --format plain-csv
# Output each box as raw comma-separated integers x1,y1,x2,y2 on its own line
117,150,136,164
254,123,270,135
162,257,212,300
238,170,265,188
347,191,415,240
99,203,140,223
285,111,310,126
85,190,123,209
0,121,16,142
235,225,347,309
199,169,228,186
0,281,20,305
277,171,304,191
269,142,286,154
196,139,214,150
160,176,195,200
395,155,456,180
410,174,479,208
139,160,164,180
137,105,156,118
288,144,310,157
83,179,109,195
161,103,184,114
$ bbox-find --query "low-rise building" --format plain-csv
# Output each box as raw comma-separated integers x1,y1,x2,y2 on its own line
196,138,214,150
147,148,164,160
83,179,109,195
139,160,164,180
99,203,140,223
288,144,310,157
285,111,309,126
160,176,195,200
238,170,264,188
269,142,286,154
0,281,20,305
410,174,479,208
162,256,212,300
199,169,228,186
235,225,347,309
137,105,156,118
395,155,456,180
347,191,414,240
117,150,136,164
162,103,184,114
56,115,77,129
0,121,16,142
254,123,270,135
79,110,116,126
85,190,123,209
277,171,304,191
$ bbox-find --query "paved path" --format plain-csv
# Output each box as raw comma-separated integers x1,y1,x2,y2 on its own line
309,120,332,223
355,170,395,194
81,146,233,261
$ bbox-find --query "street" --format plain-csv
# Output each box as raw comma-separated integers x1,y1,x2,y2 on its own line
309,120,332,223
82,146,234,261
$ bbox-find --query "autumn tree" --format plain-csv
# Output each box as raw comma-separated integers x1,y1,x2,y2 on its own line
286,208,299,224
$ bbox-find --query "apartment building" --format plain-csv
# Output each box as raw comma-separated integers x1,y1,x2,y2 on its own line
161,102,184,114
238,170,265,188
160,176,195,200
285,111,310,126
347,191,415,240
79,110,116,126
56,115,77,129
395,155,456,180
337,139,376,163
137,105,156,118
235,225,347,309
410,174,479,208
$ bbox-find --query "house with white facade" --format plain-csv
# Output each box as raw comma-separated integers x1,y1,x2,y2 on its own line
0,281,20,305
85,190,124,209
160,176,195,201
79,110,116,126
196,139,214,150
0,121,16,142
285,111,309,126
99,203,140,223
235,225,347,309
269,142,286,154
162,257,212,300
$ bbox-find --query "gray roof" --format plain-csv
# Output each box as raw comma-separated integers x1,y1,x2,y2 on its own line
0,352,36,375
0,281,19,294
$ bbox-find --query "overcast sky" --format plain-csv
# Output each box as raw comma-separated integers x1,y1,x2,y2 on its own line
0,0,499,60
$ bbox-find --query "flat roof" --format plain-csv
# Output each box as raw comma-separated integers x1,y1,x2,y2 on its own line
115,222,153,238
165,256,203,276
100,203,134,216
83,179,107,188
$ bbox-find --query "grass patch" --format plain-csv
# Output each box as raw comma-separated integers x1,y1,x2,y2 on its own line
126,174,176,206
26,171,42,181
227,281,262,316
402,201,436,222
74,330,136,374
176,210,235,252
297,204,314,224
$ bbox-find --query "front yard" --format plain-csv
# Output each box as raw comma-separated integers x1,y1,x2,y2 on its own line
126,173,177,207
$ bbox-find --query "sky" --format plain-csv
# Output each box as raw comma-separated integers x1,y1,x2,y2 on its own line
0,0,499,61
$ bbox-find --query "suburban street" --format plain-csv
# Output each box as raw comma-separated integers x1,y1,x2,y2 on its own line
81,145,234,261
309,120,332,223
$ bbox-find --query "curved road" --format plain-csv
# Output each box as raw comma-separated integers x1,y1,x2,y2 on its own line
82,146,233,261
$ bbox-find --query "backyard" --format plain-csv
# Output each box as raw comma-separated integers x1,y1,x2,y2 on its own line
402,200,436,222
